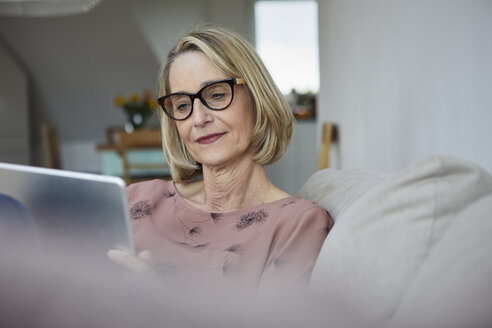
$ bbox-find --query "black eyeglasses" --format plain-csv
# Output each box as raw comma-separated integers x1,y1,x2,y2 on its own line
158,78,246,121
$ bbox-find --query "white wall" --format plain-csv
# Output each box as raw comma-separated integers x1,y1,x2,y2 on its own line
0,40,29,164
129,0,255,61
318,0,492,172
265,121,318,195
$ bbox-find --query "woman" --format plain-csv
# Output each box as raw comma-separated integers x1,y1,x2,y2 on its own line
109,26,333,289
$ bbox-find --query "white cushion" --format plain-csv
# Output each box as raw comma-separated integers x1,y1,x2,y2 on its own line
308,156,492,326
389,194,492,328
297,169,390,221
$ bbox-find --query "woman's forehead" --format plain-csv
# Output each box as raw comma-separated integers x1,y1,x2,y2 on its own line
169,51,227,93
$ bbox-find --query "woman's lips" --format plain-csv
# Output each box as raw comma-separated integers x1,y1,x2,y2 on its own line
196,132,226,144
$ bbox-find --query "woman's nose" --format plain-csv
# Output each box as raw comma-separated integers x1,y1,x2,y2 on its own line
192,98,212,126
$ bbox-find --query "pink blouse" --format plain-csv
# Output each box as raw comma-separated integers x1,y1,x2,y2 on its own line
128,179,332,289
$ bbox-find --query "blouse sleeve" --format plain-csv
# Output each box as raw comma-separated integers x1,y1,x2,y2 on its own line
258,205,333,290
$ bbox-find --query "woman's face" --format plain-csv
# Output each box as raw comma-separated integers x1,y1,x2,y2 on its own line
168,51,255,169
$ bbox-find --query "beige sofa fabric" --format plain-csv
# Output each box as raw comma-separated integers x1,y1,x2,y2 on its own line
297,169,389,221
390,193,492,328
304,156,492,326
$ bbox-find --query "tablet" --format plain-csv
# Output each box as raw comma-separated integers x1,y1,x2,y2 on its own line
0,162,134,260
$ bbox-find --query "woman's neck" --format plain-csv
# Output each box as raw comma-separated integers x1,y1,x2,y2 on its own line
200,159,271,212
175,154,285,213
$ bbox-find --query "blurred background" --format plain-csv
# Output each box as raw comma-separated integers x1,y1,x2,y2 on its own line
0,0,491,194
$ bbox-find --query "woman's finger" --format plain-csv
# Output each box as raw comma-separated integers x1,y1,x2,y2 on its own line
138,249,152,262
107,249,152,274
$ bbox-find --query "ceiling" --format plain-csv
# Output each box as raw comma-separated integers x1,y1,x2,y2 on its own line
0,0,103,17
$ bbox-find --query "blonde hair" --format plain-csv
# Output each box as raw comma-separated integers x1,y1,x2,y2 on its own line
159,26,294,183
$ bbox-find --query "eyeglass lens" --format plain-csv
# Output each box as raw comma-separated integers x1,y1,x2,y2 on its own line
163,81,233,120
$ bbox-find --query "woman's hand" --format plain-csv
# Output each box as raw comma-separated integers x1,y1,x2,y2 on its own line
107,249,161,282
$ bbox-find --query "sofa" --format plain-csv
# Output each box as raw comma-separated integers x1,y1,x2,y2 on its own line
297,155,492,328
1,156,491,328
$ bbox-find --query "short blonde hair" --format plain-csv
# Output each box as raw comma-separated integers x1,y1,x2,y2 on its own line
159,26,294,183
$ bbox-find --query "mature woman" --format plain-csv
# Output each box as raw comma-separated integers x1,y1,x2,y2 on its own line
109,27,333,289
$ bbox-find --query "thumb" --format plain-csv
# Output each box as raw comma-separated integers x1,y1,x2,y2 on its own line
138,249,152,262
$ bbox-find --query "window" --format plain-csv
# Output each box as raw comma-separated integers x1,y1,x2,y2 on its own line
255,1,319,95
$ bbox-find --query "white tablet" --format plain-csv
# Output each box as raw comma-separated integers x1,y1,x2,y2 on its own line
0,162,134,260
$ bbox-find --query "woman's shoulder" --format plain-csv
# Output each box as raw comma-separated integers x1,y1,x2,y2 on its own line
126,179,178,222
268,196,332,229
126,179,175,201
269,196,327,213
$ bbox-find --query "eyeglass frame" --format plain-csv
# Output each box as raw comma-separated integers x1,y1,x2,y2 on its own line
157,77,246,121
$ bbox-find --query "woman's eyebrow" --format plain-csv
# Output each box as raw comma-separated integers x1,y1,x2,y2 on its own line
170,79,222,94
200,79,221,88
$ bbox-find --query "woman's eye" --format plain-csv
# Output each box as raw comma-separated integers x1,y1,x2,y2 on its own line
211,93,226,100
176,103,191,112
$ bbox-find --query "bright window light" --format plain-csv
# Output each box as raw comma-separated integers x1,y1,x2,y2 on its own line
255,1,319,95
